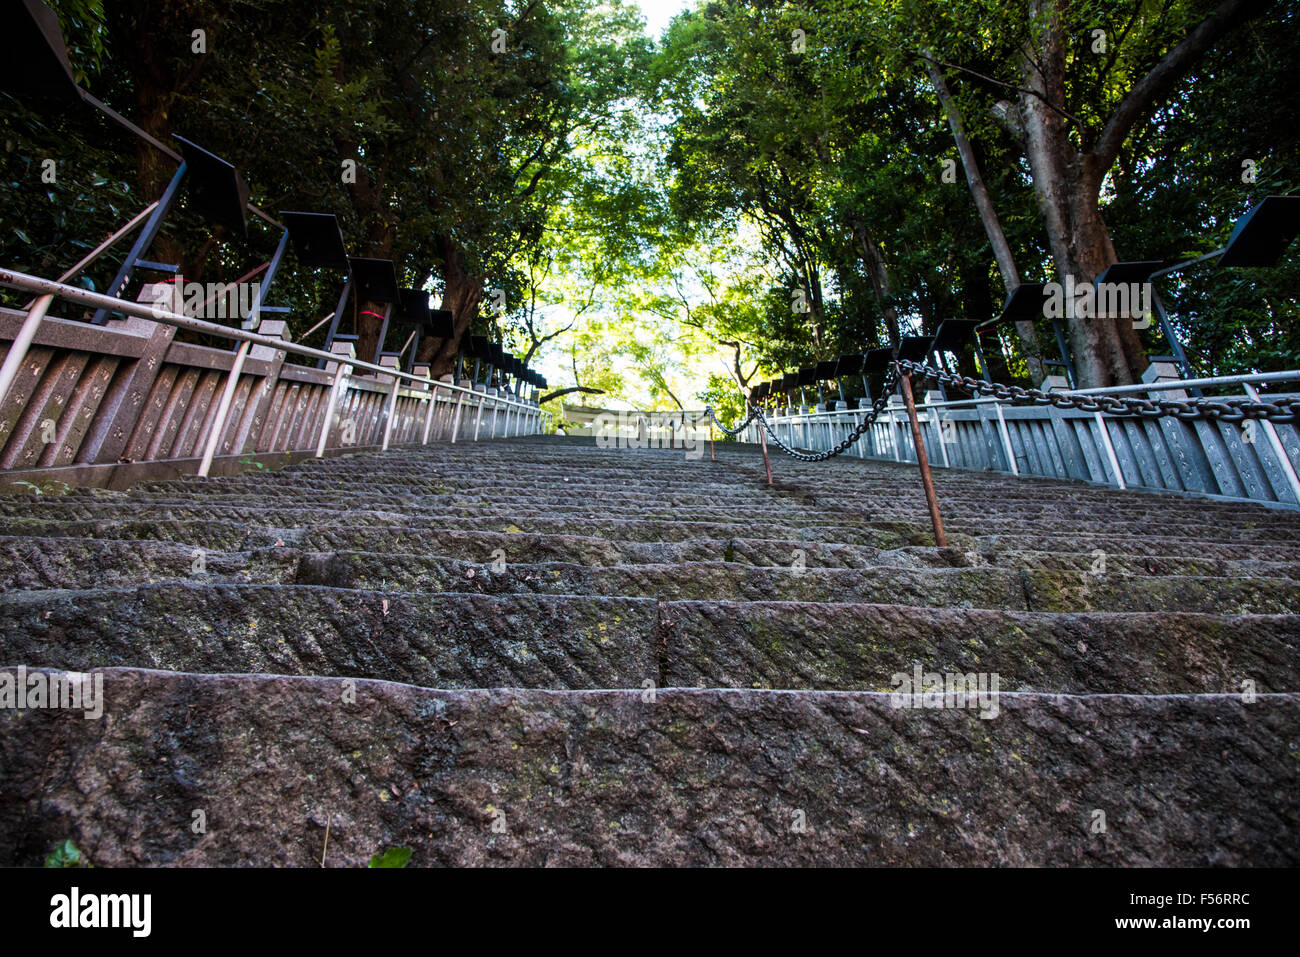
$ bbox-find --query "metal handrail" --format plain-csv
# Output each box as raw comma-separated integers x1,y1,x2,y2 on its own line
761,369,1300,418
0,268,550,477
1061,370,1300,396
756,369,1300,505
0,268,540,413
765,398,1000,419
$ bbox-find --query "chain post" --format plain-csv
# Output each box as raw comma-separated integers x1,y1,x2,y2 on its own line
756,410,773,485
897,364,947,547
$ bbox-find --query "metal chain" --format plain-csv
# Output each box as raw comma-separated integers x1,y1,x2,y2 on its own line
706,368,902,462
707,405,758,437
895,361,1300,425
706,361,1298,462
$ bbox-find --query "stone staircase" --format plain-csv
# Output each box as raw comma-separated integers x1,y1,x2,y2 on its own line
1,435,1297,866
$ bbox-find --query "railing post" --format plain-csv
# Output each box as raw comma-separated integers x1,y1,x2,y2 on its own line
380,378,401,452
1243,382,1300,503
993,401,1019,476
315,356,352,458
898,365,947,547
474,390,486,441
409,363,434,446
450,387,467,444
435,375,456,441
0,294,54,410
1093,412,1127,490
198,339,252,477
923,391,950,469
421,388,438,445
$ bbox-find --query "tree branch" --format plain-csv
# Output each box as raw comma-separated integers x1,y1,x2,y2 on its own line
915,50,1082,127
540,386,605,405
1092,0,1273,173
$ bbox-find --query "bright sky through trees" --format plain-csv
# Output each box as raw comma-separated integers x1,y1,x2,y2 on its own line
634,0,693,35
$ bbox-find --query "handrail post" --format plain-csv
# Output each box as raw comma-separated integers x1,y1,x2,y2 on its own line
993,401,1019,475
756,410,773,485
898,365,947,547
0,293,54,410
474,392,486,441
1093,412,1126,490
421,388,437,445
450,390,466,443
315,360,351,458
1243,382,1300,503
198,339,252,477
380,377,401,452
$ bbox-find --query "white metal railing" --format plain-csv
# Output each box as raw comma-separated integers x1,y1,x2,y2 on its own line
0,268,550,477
750,371,1300,508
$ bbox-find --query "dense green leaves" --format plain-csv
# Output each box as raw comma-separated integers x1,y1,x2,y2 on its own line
2,0,1296,404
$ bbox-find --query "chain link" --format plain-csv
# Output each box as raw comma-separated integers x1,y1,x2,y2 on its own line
894,361,1300,425
706,362,1298,462
706,368,902,462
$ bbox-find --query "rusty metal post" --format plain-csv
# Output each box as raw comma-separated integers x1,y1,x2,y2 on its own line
756,411,773,486
897,366,946,547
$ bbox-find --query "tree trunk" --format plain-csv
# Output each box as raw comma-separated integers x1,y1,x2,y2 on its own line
429,235,483,378
926,56,1044,382
1017,0,1209,388
854,223,901,348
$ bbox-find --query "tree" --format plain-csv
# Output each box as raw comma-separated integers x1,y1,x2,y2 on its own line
886,0,1278,386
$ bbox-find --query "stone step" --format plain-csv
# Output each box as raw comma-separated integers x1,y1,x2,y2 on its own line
4,539,1299,615
3,585,1296,694
111,468,1300,521
0,514,904,548
1,667,1293,866
2,513,1290,564
10,496,1296,544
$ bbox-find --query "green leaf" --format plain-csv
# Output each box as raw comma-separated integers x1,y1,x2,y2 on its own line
367,846,412,868
44,839,86,868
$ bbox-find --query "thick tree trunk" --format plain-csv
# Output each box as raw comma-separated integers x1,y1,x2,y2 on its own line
1018,2,1142,388
1013,0,1265,387
429,235,483,378
926,56,1044,382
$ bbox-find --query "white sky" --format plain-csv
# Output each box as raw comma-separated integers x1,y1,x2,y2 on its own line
635,0,694,35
